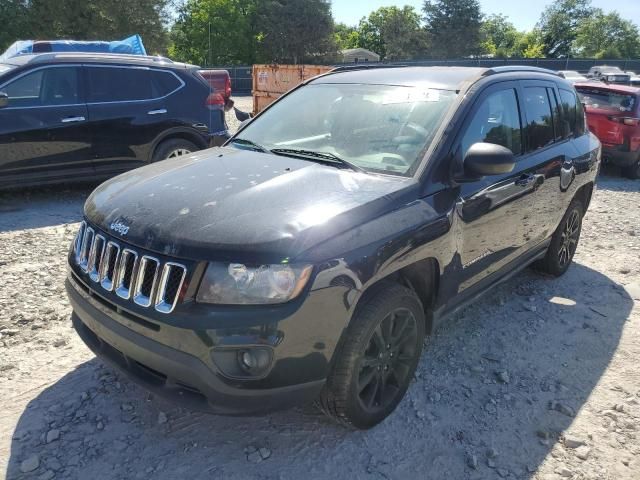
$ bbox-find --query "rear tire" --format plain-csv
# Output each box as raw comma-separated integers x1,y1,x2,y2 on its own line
534,199,583,277
316,283,425,429
623,160,640,180
152,139,199,162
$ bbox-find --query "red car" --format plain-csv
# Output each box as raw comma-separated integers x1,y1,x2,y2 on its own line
575,82,640,179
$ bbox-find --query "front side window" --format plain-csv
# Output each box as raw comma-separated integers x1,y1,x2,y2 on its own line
523,87,554,151
460,88,522,157
234,83,457,176
87,67,152,103
2,67,79,108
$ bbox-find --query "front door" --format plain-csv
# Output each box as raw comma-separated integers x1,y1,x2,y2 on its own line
452,81,542,294
0,65,91,184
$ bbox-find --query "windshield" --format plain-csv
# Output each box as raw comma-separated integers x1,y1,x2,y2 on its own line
234,83,457,176
576,88,637,113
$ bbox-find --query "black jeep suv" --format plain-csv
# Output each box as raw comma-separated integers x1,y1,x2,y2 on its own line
0,53,229,189
66,66,600,429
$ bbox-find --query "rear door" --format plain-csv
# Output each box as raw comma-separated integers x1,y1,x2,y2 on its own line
0,65,91,183
85,65,183,175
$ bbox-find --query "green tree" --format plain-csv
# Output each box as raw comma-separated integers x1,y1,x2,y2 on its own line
357,6,428,60
5,0,172,54
334,22,359,51
169,0,258,65
480,14,520,58
256,0,335,64
512,29,545,58
537,0,594,57
574,10,640,59
0,0,28,52
423,0,483,58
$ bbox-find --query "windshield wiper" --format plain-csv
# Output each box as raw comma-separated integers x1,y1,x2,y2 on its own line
231,138,270,153
270,148,367,173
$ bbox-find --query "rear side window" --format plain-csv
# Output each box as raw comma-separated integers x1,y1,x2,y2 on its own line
461,88,523,157
87,67,152,103
2,67,79,107
559,89,581,138
151,71,181,97
523,87,554,151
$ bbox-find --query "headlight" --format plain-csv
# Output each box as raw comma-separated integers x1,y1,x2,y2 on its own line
196,262,313,305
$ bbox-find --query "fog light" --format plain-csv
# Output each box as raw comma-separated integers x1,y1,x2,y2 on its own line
237,348,271,373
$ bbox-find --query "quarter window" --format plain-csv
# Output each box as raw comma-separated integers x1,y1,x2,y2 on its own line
87,67,152,103
3,67,79,107
461,88,522,157
151,71,181,97
559,89,579,138
523,87,554,151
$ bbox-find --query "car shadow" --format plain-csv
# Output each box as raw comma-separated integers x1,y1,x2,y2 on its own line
0,184,96,233
5,262,634,479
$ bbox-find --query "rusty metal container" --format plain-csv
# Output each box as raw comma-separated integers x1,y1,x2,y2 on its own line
252,64,333,114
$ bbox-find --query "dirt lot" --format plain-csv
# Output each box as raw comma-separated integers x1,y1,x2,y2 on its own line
1,97,639,480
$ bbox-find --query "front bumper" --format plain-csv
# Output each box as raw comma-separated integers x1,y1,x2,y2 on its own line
602,145,639,167
67,275,326,415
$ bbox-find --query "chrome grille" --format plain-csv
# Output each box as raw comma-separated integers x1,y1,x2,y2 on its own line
73,223,187,314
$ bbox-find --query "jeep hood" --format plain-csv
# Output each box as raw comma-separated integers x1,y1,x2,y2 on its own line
84,147,417,262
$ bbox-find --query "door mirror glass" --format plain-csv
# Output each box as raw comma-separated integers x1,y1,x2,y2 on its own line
464,142,515,177
0,92,8,108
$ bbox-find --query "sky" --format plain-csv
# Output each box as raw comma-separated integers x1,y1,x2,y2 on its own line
332,0,640,30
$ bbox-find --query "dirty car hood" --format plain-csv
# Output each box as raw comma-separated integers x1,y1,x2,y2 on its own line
84,147,417,262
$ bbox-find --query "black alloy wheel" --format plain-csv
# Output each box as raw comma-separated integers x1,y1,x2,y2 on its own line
357,308,418,414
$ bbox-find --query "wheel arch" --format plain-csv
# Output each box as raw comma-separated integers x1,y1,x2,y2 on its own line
351,258,440,336
574,181,594,211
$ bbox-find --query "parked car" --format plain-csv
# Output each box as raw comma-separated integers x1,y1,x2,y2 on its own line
199,69,234,111
626,72,640,87
575,82,640,178
558,70,587,83
67,66,600,429
0,53,230,189
587,65,630,85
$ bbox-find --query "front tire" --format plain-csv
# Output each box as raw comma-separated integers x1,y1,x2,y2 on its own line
317,283,425,429
535,199,583,277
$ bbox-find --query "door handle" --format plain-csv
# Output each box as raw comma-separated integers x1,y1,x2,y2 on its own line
61,116,86,123
148,109,167,115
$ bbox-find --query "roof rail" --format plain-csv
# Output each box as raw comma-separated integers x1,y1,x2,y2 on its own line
482,66,560,77
330,64,408,73
28,52,174,64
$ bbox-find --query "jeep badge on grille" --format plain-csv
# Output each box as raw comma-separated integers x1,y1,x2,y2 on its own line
110,220,130,236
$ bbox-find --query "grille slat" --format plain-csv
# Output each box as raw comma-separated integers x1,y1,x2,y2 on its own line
74,223,187,313
115,249,138,300
155,263,187,314
99,241,120,291
133,256,160,307
88,235,106,282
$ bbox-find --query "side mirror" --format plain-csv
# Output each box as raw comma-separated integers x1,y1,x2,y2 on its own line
0,93,8,108
463,142,515,177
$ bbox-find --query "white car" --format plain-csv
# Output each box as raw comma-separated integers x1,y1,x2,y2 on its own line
558,70,587,83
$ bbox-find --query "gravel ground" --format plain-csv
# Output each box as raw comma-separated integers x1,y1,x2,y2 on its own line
1,96,639,479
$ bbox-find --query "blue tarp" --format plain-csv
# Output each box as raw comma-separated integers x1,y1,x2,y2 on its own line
0,35,146,62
